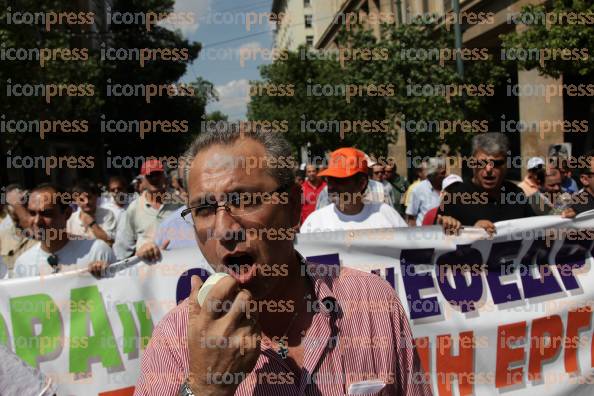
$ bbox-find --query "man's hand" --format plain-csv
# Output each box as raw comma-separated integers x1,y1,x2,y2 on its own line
437,215,461,235
561,208,576,218
474,220,496,237
88,261,109,278
79,211,96,227
187,275,261,396
136,240,169,262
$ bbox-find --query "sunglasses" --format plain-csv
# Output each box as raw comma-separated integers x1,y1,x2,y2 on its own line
473,159,506,169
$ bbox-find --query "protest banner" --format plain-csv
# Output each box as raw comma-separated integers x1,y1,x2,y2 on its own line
1,213,594,395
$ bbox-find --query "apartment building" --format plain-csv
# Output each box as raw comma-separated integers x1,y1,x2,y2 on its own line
271,0,345,51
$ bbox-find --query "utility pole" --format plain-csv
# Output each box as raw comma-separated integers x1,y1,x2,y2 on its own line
452,0,464,79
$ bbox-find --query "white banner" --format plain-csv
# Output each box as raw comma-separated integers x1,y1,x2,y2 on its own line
1,212,594,395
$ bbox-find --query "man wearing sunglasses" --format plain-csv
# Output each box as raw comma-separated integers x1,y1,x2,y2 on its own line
572,150,594,214
135,130,432,396
439,133,535,235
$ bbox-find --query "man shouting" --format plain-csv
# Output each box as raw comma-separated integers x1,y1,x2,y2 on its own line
135,130,432,396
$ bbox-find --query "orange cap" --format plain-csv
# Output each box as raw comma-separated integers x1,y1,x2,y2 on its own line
318,148,368,178
140,159,165,175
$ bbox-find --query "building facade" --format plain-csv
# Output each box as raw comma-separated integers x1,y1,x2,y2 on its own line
313,0,591,180
271,0,345,51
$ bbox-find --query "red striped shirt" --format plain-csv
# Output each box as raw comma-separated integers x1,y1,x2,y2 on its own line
134,264,433,396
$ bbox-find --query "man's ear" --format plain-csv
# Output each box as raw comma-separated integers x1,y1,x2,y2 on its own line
580,174,589,188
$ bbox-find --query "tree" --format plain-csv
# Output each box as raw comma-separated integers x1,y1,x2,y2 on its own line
500,0,594,78
500,0,594,150
248,17,507,159
0,0,215,185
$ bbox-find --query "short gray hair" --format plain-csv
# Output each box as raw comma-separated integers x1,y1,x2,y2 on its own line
472,132,509,156
426,157,446,176
183,129,296,191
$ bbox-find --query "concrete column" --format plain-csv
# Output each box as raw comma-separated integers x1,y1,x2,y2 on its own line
388,124,408,181
367,0,381,39
517,68,565,178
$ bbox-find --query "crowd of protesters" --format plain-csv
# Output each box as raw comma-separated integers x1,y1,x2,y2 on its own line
1,130,594,396
1,132,594,279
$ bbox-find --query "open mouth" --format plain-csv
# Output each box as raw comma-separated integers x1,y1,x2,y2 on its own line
223,253,257,284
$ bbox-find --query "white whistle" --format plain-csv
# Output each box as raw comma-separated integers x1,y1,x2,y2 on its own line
197,273,230,306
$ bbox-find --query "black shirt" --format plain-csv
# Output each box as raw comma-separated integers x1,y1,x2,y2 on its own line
439,180,535,226
571,190,594,215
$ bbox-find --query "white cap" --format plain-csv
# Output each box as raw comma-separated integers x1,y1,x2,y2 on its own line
527,157,545,170
442,174,462,190
365,154,377,167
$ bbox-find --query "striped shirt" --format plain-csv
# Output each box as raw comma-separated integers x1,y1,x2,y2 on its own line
134,264,432,396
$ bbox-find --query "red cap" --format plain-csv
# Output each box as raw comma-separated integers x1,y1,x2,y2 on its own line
140,159,164,176
318,148,368,178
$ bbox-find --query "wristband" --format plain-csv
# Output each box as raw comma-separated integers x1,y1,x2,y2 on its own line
178,380,196,396
89,220,97,228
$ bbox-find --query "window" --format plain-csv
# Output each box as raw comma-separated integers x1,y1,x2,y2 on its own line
306,35,314,46
304,15,313,28
304,0,311,7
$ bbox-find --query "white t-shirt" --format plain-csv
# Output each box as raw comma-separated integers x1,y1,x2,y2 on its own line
300,202,407,233
100,196,128,228
12,238,116,278
67,206,117,240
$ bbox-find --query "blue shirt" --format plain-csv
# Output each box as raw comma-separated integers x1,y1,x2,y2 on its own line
154,206,196,250
405,179,441,226
561,177,578,194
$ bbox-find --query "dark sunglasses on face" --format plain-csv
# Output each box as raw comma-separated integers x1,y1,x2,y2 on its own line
475,159,506,169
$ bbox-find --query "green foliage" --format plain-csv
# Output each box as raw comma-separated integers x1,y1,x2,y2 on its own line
248,18,507,159
500,0,594,78
0,0,214,161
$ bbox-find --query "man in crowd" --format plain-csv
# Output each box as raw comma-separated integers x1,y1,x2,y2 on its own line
384,163,409,216
300,164,326,224
0,185,36,276
135,130,432,396
406,158,446,226
573,150,594,214
67,180,117,245
558,159,579,194
529,165,575,217
518,157,545,197
114,159,183,261
154,158,195,250
422,174,463,226
371,162,396,210
13,184,115,278
100,175,130,228
301,148,407,232
439,133,536,234
403,161,427,211
315,154,393,209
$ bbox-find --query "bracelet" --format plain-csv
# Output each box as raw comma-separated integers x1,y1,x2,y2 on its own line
89,220,97,228
178,379,196,396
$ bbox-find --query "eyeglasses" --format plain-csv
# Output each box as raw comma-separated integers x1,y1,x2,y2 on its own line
181,186,288,227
